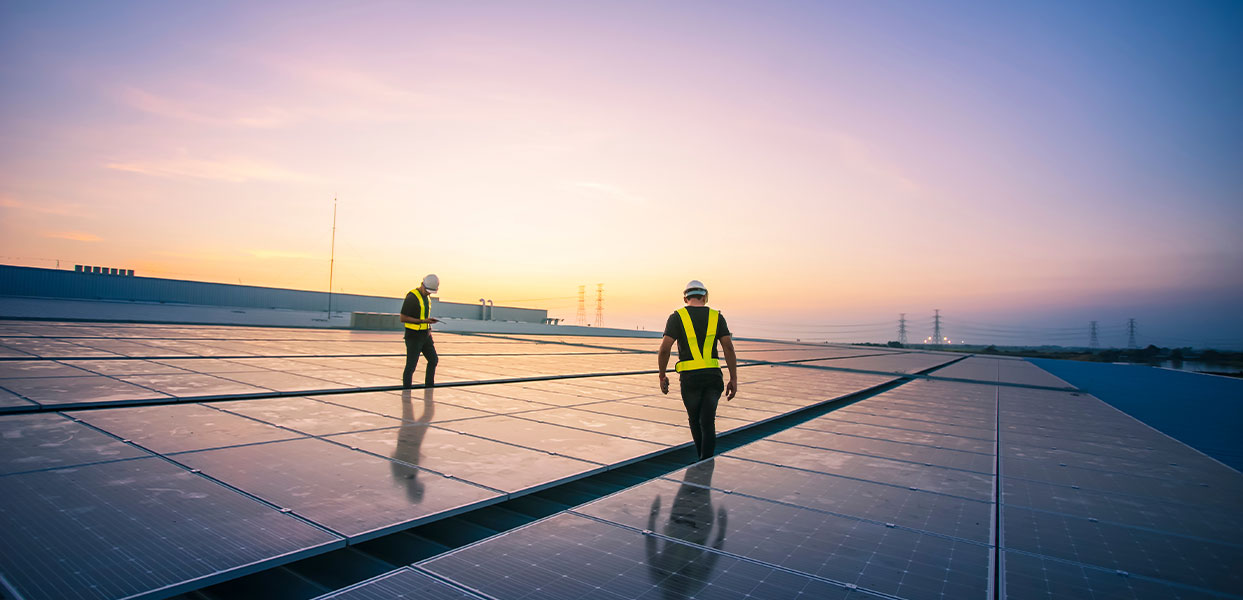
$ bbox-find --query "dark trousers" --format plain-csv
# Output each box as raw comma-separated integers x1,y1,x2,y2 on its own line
679,371,723,460
402,331,438,387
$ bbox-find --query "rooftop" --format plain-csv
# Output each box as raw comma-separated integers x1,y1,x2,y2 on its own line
0,320,1239,599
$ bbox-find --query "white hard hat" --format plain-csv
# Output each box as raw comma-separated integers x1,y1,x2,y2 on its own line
683,280,707,297
422,274,439,292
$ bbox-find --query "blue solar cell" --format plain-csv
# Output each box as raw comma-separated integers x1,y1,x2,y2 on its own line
173,437,503,540
577,461,990,600
0,457,342,600
423,512,855,600
0,413,148,475
314,568,485,600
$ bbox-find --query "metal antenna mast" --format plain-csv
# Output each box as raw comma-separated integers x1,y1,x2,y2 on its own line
327,196,337,316
1127,318,1138,349
576,285,586,325
1089,321,1099,348
898,313,908,345
594,283,604,327
932,309,942,347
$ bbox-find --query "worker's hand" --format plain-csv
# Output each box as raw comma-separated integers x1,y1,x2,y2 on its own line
658,374,669,395
725,379,737,400
427,318,440,323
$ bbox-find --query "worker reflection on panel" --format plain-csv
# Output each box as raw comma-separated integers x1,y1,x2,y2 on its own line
391,387,435,502
646,460,727,598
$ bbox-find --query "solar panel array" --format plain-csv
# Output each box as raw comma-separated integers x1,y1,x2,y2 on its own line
1,324,1239,600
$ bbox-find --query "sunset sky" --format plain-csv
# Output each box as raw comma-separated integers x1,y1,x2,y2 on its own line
2,2,1240,347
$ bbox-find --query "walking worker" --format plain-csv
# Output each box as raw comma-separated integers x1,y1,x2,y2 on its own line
657,280,738,460
400,274,440,387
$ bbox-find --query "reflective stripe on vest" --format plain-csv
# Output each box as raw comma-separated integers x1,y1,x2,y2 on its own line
404,288,430,330
674,307,720,372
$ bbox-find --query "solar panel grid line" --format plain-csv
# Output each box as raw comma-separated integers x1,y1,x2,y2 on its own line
725,450,993,505
0,458,347,600
996,501,1243,551
169,437,507,542
312,567,497,600
562,511,883,598
569,472,992,600
834,407,997,433
0,411,156,477
1060,385,1243,479
420,511,864,600
998,466,1238,514
304,430,515,498
507,409,694,449
1000,477,1243,543
760,435,996,476
1000,546,1243,600
817,414,997,443
789,425,995,459
650,466,996,549
1000,550,1235,600
1001,450,1243,491
997,372,1243,598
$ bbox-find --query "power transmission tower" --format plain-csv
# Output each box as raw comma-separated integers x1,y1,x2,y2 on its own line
932,309,942,347
575,285,586,325
898,313,908,345
1089,321,1099,348
594,283,604,327
1127,318,1137,349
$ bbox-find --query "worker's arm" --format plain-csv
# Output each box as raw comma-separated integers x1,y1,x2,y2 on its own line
720,335,738,400
657,335,675,394
399,314,438,324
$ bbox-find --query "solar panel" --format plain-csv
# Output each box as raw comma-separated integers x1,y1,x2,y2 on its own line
312,390,499,424
1002,550,1224,600
327,424,601,494
68,403,304,454
1002,505,1241,593
435,415,666,465
0,457,342,600
5,319,1242,599
572,463,991,600
659,456,993,543
0,388,37,412
213,396,407,435
314,568,487,600
1,373,174,407
729,439,994,501
422,512,856,600
173,437,504,540
0,413,149,474
766,427,995,473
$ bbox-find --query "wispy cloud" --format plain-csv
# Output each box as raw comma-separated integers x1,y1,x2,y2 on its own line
44,231,101,242
106,157,316,183
117,86,299,129
0,197,75,216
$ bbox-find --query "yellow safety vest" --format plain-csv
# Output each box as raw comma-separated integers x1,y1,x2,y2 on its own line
674,307,720,372
404,288,430,331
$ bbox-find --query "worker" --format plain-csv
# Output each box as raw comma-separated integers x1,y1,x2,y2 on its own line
400,274,440,387
657,280,738,460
